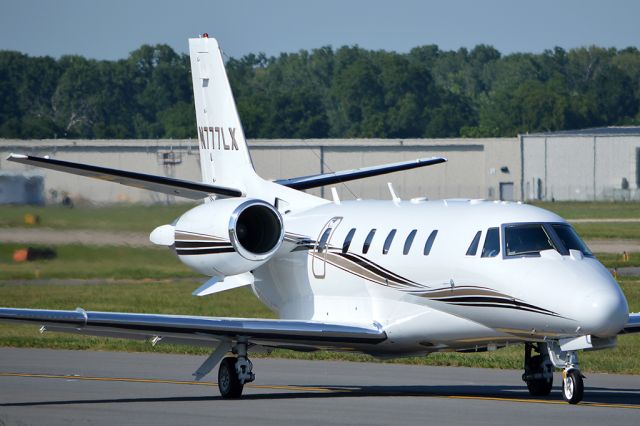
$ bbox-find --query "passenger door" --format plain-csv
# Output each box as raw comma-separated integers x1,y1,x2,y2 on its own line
312,217,342,279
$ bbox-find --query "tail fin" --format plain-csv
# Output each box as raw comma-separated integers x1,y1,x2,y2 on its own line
189,36,260,191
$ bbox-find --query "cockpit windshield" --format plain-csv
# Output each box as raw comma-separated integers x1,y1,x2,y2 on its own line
504,224,556,256
551,224,593,257
503,222,593,258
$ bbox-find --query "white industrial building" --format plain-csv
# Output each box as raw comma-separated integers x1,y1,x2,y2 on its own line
521,127,640,201
0,127,638,204
0,138,519,204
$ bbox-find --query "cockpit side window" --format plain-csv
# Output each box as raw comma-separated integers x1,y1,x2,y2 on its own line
481,227,500,257
466,231,482,256
551,224,593,257
504,224,556,257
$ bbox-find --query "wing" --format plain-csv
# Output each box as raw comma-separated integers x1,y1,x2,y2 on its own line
0,307,386,351
621,312,640,334
7,154,243,200
275,157,447,190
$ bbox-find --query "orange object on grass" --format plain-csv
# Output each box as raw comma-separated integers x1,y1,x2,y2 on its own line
13,249,28,262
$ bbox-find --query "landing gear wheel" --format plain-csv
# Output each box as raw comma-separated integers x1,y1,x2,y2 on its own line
523,344,553,397
525,355,553,396
562,369,583,404
218,357,244,399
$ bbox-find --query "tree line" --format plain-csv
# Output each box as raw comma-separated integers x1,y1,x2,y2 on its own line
1,43,639,140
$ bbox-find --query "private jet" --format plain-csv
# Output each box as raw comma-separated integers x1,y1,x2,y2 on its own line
1,35,638,404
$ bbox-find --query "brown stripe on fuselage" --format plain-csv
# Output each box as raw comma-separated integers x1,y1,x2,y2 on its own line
174,230,227,242
411,286,511,299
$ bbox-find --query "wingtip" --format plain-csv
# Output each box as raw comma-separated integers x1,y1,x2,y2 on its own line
7,153,28,161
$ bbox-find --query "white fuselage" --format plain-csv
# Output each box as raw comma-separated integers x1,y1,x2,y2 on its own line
252,199,629,356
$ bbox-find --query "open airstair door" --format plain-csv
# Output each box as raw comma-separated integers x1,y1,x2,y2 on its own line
312,217,342,278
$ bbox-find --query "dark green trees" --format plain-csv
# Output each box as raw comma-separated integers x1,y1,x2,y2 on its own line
1,43,639,139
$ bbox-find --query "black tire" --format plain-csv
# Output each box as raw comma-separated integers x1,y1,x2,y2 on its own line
218,357,244,399
525,355,553,396
562,369,584,404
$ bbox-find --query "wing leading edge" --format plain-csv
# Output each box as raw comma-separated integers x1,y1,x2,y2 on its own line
0,307,386,350
275,157,447,190
7,154,243,200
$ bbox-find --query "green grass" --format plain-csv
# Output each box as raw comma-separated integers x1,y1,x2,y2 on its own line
0,278,638,374
596,252,640,269
2,243,636,281
0,204,196,232
0,201,639,373
531,201,640,220
0,283,274,354
1,202,638,232
0,244,195,280
573,223,640,240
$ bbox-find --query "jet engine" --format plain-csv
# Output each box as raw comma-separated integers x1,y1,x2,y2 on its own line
150,198,284,277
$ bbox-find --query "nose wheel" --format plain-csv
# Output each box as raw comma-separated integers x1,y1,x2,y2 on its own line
561,368,584,404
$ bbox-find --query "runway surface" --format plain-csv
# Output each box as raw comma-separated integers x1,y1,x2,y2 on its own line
0,349,639,425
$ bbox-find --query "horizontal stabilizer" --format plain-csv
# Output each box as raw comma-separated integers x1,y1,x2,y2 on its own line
7,154,243,200
0,307,387,349
192,273,254,297
275,157,447,190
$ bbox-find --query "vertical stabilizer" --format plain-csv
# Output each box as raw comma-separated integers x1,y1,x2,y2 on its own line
189,36,259,191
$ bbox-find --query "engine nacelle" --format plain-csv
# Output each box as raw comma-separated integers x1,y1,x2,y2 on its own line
171,198,284,277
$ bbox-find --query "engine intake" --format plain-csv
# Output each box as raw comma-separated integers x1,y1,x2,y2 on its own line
170,198,284,277
230,200,284,261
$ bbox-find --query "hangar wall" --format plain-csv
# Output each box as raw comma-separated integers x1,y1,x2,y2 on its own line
3,128,638,204
0,138,519,204
521,129,640,201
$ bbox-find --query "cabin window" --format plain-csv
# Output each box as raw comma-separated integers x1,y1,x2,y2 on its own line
481,227,500,258
383,229,397,254
342,228,356,253
363,229,376,254
317,228,332,251
504,224,556,257
466,231,482,256
551,224,593,257
403,229,417,255
423,230,438,255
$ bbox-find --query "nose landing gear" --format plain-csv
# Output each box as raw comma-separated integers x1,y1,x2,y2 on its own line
561,368,584,404
523,341,585,404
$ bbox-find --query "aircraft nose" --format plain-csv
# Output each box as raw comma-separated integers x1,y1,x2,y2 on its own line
579,288,629,337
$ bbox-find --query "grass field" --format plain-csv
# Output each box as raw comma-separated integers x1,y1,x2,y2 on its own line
1,201,639,373
0,204,196,232
2,243,638,281
0,277,638,374
530,201,640,220
0,201,638,232
0,244,194,280
573,222,640,240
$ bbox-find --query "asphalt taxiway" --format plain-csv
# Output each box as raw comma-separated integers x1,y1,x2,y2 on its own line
0,348,638,425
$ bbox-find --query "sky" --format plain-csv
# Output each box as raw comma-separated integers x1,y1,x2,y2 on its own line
1,0,639,60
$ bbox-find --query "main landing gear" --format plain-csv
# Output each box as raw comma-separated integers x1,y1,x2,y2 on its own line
193,341,255,399
522,342,554,396
522,341,585,404
217,342,255,399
